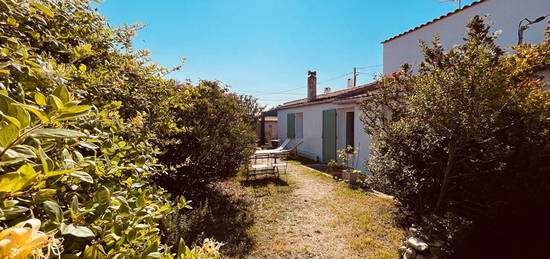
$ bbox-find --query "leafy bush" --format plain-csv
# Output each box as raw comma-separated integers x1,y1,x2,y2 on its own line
327,160,344,169
0,0,227,257
360,16,550,256
154,81,262,196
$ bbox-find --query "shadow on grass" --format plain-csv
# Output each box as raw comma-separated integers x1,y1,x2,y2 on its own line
160,181,255,257
284,156,318,165
240,176,289,188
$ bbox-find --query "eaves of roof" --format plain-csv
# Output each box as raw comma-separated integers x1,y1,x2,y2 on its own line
381,0,489,44
276,81,378,110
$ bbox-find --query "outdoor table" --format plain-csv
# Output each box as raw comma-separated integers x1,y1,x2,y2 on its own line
246,152,288,180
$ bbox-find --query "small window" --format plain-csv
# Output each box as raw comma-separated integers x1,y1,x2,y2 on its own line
346,112,354,149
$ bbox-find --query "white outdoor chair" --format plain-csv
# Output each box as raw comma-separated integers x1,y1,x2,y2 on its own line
254,139,291,155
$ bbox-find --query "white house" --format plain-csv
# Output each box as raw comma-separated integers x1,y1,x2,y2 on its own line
383,0,550,75
277,71,376,172
277,0,550,172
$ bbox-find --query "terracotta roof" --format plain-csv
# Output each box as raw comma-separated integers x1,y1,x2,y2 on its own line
381,0,489,44
277,81,378,110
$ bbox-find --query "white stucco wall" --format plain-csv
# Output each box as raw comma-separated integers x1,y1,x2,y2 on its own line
277,101,371,172
383,0,550,74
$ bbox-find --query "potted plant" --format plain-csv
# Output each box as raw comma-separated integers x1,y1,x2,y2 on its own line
338,145,361,184
327,160,344,178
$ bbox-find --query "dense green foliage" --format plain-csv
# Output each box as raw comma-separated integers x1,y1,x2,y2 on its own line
154,82,262,196
361,16,550,256
0,0,259,257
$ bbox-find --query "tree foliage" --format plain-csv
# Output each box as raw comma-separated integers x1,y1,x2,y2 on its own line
154,81,262,196
361,16,550,255
0,0,258,257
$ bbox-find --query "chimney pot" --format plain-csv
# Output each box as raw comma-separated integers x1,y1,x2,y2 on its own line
307,71,317,102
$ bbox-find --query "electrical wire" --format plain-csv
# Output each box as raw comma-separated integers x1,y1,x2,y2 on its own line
355,65,382,70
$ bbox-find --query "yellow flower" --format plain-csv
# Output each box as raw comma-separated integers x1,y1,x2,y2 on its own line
0,219,61,259
131,116,144,128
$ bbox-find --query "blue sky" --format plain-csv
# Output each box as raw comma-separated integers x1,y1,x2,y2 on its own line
96,0,477,108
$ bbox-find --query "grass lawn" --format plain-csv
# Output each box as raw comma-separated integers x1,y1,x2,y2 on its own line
216,159,406,258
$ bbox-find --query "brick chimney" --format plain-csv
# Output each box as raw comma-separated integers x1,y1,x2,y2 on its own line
307,70,317,102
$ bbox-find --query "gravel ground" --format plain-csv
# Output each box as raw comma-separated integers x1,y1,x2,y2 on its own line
237,161,406,259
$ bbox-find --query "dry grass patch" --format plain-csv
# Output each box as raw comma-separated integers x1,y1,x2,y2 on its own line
237,160,406,258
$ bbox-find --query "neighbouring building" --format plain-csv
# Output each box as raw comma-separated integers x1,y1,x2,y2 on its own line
256,109,278,146
277,0,550,172
383,0,550,76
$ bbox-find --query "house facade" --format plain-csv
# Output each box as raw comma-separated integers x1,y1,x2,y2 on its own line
277,0,550,172
383,0,550,75
277,71,376,172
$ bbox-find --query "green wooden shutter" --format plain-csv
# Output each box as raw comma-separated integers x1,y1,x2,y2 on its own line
322,109,337,162
287,113,295,138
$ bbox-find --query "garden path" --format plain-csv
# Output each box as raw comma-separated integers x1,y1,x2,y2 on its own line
241,161,405,259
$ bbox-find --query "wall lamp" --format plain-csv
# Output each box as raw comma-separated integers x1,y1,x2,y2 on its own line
518,15,548,45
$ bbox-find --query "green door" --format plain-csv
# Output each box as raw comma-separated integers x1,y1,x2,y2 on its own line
322,109,337,162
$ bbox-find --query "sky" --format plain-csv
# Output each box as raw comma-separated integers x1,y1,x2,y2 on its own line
95,0,478,108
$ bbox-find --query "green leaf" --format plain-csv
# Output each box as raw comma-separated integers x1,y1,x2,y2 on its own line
37,146,49,174
83,244,106,259
0,206,29,221
146,252,163,259
70,226,95,238
0,122,19,148
60,105,91,114
79,141,99,149
33,189,57,203
61,223,95,238
14,103,49,123
34,92,47,106
43,200,63,222
48,95,64,110
93,186,110,204
57,105,91,121
7,145,37,159
12,105,30,129
1,113,21,128
177,238,188,258
53,85,70,103
70,171,94,184
31,2,54,17
0,164,37,193
70,196,79,214
0,95,30,128
30,128,86,138
45,167,79,178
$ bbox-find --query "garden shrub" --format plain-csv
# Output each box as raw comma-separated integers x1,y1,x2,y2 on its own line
361,16,550,256
154,81,262,197
0,0,227,257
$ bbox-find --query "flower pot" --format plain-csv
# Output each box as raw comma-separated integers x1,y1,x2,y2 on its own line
343,169,358,184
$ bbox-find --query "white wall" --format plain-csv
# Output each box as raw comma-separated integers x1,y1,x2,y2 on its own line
277,101,371,172
383,0,550,74
354,105,371,173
